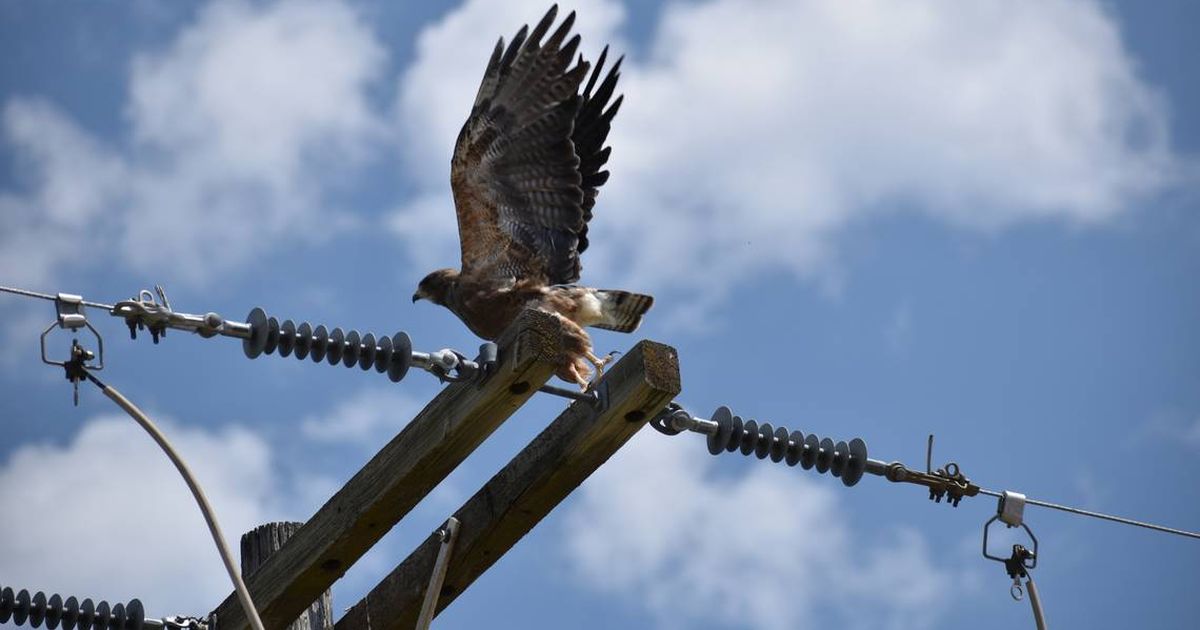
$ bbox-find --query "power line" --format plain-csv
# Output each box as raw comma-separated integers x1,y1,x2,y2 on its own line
978,488,1200,540
0,284,113,310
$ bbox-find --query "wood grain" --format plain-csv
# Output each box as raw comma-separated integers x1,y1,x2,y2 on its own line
209,309,565,630
335,340,680,629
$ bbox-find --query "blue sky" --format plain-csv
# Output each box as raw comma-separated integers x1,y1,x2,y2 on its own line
1,1,1197,629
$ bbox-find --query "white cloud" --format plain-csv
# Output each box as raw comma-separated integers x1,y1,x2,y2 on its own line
0,416,289,614
0,0,386,289
562,433,959,630
300,386,423,446
389,0,1181,317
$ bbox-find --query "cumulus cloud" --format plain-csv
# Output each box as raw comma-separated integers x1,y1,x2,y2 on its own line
0,0,385,289
0,416,289,614
389,0,1180,315
562,433,960,630
300,387,423,446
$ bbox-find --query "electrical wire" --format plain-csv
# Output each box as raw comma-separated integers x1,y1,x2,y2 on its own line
81,370,265,630
978,488,1200,540
1024,573,1048,630
0,284,113,310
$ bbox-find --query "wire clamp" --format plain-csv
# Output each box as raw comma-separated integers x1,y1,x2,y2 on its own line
40,295,104,406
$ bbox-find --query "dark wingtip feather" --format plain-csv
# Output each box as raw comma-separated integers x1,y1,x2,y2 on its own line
529,5,559,46
584,45,610,98
560,33,582,65
603,94,624,121
500,25,529,70
545,11,576,53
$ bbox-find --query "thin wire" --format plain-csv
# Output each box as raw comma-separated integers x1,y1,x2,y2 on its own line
0,284,113,309
82,371,266,630
979,488,1200,540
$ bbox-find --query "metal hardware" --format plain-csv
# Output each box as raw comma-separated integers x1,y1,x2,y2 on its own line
999,491,1027,527
40,294,105,405
983,517,1038,570
416,517,461,630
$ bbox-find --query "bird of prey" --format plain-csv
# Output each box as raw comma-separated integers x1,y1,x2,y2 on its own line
412,5,652,390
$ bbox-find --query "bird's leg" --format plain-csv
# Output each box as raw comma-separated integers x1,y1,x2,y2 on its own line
584,350,615,381
566,359,592,391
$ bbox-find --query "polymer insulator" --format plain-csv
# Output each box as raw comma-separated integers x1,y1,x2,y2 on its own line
704,406,869,487
0,586,145,630
242,308,413,383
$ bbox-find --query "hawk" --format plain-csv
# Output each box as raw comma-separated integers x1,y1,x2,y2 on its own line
412,5,652,390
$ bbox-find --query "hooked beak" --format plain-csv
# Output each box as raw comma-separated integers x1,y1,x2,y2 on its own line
412,292,422,303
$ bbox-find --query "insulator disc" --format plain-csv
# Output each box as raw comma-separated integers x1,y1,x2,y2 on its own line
278,320,296,357
0,587,13,623
264,317,280,356
326,328,345,365
14,590,29,626
125,600,144,630
294,322,313,360
785,430,804,466
770,427,789,463
816,437,835,473
725,416,744,453
830,440,849,477
375,335,392,373
242,308,269,359
755,422,773,459
739,419,758,456
707,406,734,455
342,330,360,368
45,593,63,630
111,603,126,630
62,596,79,630
843,438,868,487
30,591,47,627
359,333,376,371
95,600,110,630
801,434,819,469
310,325,329,363
388,332,412,382
78,599,94,630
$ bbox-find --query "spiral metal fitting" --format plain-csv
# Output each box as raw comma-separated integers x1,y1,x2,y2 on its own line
241,307,412,383
704,406,869,487
0,586,145,630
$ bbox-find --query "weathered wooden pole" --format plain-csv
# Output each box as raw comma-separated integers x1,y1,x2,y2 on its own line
209,309,565,630
240,523,332,630
336,340,680,629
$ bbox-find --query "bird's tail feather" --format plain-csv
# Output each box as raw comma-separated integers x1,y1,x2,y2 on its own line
593,290,653,333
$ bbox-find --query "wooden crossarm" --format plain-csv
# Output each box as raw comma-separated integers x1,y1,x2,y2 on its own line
335,339,681,629
210,308,565,630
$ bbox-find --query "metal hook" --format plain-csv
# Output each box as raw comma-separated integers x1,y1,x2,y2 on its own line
1011,580,1024,601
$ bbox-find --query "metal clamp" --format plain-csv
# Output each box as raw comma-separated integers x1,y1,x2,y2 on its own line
40,295,104,406
998,491,1026,527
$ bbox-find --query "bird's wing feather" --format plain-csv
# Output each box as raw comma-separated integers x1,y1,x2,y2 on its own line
450,5,622,285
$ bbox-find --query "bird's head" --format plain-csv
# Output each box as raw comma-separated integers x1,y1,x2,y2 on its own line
413,268,459,305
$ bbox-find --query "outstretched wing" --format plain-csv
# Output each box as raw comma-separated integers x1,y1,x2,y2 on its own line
450,5,623,285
